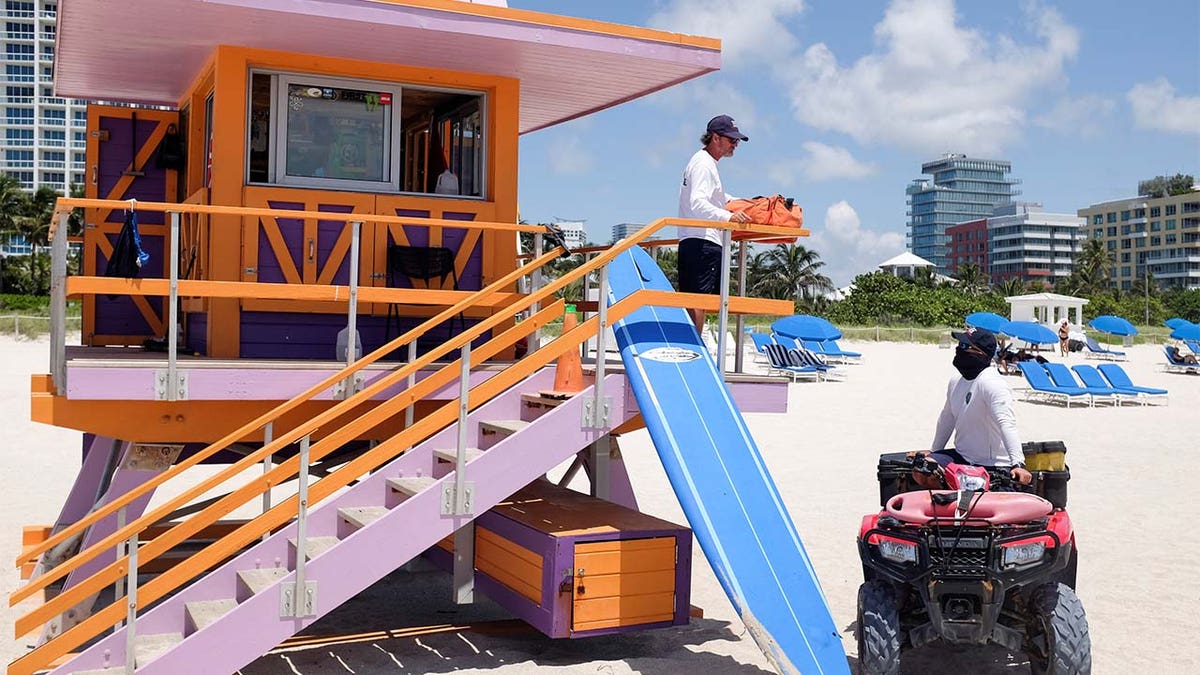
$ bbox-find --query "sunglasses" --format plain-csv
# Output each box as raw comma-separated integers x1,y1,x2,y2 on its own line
722,136,740,146
957,342,988,356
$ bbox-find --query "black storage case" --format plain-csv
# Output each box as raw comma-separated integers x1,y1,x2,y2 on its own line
877,452,915,507
1034,468,1070,509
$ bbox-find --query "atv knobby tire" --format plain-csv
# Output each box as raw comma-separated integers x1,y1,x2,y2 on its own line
1028,582,1091,674
856,580,901,675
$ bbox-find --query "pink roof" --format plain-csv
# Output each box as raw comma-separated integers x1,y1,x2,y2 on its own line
55,0,722,134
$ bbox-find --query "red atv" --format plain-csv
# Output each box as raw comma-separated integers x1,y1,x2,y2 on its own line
855,447,1091,674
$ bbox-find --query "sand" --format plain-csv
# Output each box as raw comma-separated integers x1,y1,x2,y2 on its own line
2,335,1196,674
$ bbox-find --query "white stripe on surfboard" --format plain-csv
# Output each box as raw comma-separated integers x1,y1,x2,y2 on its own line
609,283,828,673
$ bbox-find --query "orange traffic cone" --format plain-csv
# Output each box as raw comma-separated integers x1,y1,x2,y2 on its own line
541,304,584,399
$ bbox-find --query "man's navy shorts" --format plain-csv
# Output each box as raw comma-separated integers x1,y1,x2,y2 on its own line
678,238,722,294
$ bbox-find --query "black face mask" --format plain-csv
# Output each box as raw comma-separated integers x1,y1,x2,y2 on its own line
953,349,992,380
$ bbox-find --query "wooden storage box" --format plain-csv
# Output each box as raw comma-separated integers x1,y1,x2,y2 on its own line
428,480,693,638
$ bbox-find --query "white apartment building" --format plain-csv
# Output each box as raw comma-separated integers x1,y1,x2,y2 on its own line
3,0,88,193
987,202,1084,285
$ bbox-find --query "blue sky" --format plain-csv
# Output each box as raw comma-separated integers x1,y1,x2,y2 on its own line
510,0,1200,286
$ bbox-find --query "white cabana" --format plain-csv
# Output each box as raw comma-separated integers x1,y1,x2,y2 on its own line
1006,292,1089,331
878,252,935,278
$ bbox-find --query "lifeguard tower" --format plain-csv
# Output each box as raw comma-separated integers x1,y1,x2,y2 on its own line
9,2,820,674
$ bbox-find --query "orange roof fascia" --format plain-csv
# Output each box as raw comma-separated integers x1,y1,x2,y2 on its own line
367,0,722,51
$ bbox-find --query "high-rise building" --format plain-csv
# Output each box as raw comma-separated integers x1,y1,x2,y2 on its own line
986,203,1083,286
1077,188,1200,291
906,154,1020,273
2,0,88,193
612,222,659,243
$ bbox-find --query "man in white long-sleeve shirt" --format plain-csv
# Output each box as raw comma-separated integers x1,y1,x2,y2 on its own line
677,114,751,332
918,327,1033,487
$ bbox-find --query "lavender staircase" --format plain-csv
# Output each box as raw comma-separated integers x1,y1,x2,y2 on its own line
58,369,631,675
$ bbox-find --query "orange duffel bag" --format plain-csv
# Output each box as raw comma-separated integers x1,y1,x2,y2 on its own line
726,194,805,243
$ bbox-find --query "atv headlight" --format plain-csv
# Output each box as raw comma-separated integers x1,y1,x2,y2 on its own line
878,538,918,564
1001,541,1046,568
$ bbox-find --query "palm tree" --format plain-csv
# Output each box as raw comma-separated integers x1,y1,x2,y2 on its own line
995,277,1026,298
1072,238,1114,295
955,262,989,296
757,243,833,304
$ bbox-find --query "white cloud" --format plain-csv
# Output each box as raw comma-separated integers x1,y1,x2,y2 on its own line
546,134,595,175
807,201,905,285
647,0,806,67
798,142,878,180
782,0,1080,154
1033,95,1115,137
1127,78,1200,136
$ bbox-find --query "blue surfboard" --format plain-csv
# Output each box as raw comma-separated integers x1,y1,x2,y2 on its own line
606,247,847,675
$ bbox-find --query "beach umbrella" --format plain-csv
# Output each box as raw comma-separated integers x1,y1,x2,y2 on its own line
1088,315,1139,337
1170,323,1200,341
1000,320,1059,345
1164,317,1194,330
771,314,842,341
965,311,1009,333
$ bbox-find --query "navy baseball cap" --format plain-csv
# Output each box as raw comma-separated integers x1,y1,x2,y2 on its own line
707,115,749,141
951,327,998,356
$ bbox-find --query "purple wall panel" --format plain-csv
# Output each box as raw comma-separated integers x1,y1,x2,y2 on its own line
239,311,488,359
258,200,304,284
317,203,355,285
186,311,208,355
94,114,171,338
443,211,481,290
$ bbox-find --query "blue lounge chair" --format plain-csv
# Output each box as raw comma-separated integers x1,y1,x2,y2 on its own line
1043,362,1121,406
813,339,862,363
761,343,821,382
1082,335,1125,360
1016,362,1091,407
786,346,845,381
1163,345,1200,374
1093,363,1168,405
749,332,775,363
1186,339,1200,355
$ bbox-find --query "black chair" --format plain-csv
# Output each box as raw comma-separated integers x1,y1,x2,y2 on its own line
384,245,463,342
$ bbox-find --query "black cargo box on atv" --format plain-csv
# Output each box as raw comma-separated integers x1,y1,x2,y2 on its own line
876,443,1070,509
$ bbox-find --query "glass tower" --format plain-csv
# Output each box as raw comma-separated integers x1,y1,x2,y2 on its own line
906,154,1020,273
2,0,88,193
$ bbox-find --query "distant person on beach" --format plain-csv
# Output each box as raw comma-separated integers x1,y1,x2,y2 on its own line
1168,345,1198,365
677,114,751,333
1058,319,1070,357
914,327,1032,488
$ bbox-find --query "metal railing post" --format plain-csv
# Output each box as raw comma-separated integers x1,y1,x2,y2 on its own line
590,264,610,428
405,341,417,429
455,343,471,514
261,421,273,542
735,242,748,373
529,233,544,355
290,434,314,617
49,211,68,392
167,212,180,401
342,221,362,397
123,531,138,674
716,229,733,374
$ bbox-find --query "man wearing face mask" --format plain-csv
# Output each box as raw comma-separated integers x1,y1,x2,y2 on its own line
914,327,1032,488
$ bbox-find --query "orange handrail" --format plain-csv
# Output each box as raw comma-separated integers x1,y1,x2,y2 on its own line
9,289,689,675
14,245,562,586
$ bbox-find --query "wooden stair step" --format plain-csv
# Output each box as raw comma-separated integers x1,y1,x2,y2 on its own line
184,598,238,633
387,476,436,497
479,420,529,436
287,536,340,562
521,393,569,409
236,567,288,599
133,632,183,668
432,447,483,464
338,506,389,530
75,669,126,675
